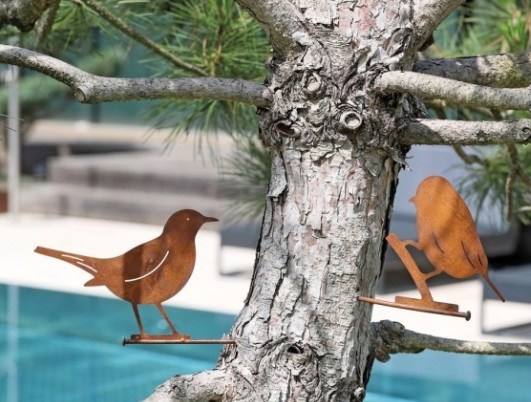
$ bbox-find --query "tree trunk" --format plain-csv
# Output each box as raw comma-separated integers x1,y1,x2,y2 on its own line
219,1,414,400
223,148,401,401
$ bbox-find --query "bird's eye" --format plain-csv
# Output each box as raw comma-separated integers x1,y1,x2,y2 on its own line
187,217,190,221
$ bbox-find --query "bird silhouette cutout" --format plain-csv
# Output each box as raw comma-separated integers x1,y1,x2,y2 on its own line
383,176,505,316
35,209,218,341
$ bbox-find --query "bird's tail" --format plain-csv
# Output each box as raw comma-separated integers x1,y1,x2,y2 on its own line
483,273,506,302
34,246,98,277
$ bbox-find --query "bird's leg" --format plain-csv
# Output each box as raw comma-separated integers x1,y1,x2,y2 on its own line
156,303,190,340
386,233,434,302
402,238,443,281
423,269,442,281
131,304,147,336
402,239,421,249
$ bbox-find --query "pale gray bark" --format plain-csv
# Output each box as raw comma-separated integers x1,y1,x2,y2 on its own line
372,320,531,363
414,51,531,88
33,0,59,50
410,0,465,53
378,70,531,111
141,369,226,402
0,0,54,31
234,0,311,54
403,118,531,145
221,143,399,401
0,45,271,106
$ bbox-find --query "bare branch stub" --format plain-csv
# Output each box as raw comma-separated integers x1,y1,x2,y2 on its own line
378,71,531,111
403,118,531,146
372,320,531,360
141,369,227,402
0,45,271,106
414,51,531,89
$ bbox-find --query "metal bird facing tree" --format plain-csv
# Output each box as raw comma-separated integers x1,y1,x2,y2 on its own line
35,209,219,342
360,176,505,319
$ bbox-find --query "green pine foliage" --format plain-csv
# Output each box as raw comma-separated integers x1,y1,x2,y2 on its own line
143,0,270,139
220,135,272,223
428,0,531,224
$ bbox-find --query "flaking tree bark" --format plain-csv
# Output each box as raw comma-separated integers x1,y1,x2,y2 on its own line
3,0,531,401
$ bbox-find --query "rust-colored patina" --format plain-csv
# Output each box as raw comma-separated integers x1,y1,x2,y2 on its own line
359,176,505,319
35,209,231,343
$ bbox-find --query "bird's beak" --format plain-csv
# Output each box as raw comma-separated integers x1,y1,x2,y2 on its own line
204,216,219,223
408,196,415,203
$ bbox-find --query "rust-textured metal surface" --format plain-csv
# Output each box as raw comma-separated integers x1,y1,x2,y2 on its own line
357,296,471,320
34,209,229,343
123,337,236,345
359,176,505,319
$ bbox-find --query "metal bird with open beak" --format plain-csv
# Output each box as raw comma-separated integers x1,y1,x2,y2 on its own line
359,176,506,319
35,209,234,345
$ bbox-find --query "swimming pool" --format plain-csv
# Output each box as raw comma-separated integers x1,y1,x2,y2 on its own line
368,349,531,402
2,284,531,402
0,284,234,402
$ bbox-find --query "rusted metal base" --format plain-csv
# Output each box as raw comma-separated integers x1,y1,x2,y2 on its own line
123,335,236,345
357,296,471,320
395,295,459,312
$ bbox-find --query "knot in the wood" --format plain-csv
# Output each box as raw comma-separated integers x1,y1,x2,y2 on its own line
334,103,363,134
74,86,88,103
282,342,312,369
303,71,323,98
275,120,302,139
517,124,531,142
339,110,362,132
250,340,321,400
371,320,421,362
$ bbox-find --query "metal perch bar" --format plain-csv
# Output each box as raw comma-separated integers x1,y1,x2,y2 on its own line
122,337,236,345
357,296,471,320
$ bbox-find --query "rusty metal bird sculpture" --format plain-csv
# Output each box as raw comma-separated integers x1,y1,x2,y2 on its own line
359,176,505,319
35,209,218,341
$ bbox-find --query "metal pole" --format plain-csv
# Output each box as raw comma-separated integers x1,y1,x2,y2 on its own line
7,65,20,219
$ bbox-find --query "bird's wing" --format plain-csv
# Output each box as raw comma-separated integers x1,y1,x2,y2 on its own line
459,240,485,271
430,232,446,254
117,237,171,283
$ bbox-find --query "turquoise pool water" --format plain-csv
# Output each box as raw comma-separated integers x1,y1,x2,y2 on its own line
0,284,234,402
368,350,531,402
2,284,531,402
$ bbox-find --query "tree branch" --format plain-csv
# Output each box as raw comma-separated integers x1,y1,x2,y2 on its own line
141,369,226,402
378,71,531,111
452,144,487,166
234,0,310,54
403,118,531,146
34,0,59,50
410,0,465,53
508,143,531,186
79,0,207,77
0,0,54,32
0,45,271,107
372,320,531,363
414,51,531,89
